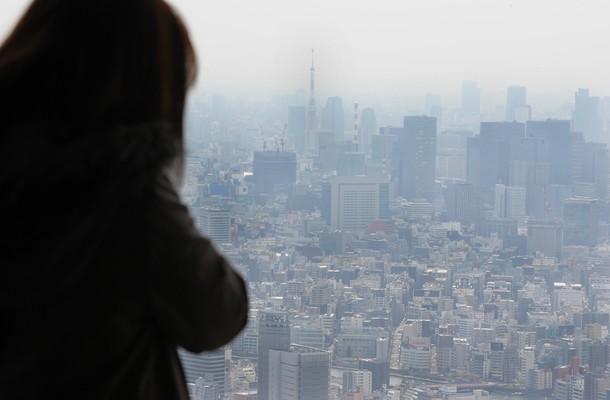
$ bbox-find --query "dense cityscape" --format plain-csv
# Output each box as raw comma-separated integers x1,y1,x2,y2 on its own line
1,0,609,399
174,52,610,400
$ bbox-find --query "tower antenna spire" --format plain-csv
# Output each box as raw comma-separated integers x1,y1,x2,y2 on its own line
306,48,318,149
311,48,315,69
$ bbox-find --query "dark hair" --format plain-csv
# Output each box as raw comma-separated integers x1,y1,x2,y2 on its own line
0,0,197,138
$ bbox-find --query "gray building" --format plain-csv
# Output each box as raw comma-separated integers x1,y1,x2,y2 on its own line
461,80,480,116
563,198,601,247
321,96,344,143
199,207,231,245
445,183,482,224
268,345,330,400
399,116,437,202
257,312,290,400
252,151,297,193
527,221,562,260
506,85,527,122
322,176,390,233
179,348,226,399
360,107,377,156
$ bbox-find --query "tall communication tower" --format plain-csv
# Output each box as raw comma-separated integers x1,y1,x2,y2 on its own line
352,102,359,151
306,49,317,149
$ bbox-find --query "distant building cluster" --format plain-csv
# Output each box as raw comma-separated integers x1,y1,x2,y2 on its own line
178,77,610,400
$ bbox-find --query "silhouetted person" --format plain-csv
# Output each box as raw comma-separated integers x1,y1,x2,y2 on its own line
0,1,248,399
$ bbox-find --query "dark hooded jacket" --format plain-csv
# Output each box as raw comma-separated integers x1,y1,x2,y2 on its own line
0,124,248,399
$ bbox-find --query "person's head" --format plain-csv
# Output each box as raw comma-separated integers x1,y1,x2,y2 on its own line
0,0,197,139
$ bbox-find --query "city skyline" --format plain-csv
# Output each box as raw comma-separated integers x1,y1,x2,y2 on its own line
1,0,609,101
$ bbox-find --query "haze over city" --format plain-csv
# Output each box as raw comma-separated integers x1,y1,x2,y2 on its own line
2,0,609,105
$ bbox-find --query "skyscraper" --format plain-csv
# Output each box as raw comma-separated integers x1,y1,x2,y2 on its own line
573,88,603,141
360,107,377,156
321,96,345,143
508,136,550,216
288,106,306,153
595,147,610,201
399,116,437,202
479,121,525,203
494,183,506,219
257,312,290,400
425,93,442,127
466,136,481,184
268,345,331,400
461,81,480,116
526,119,572,186
506,86,527,122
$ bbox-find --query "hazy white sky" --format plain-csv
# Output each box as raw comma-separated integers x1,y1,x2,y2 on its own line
1,0,608,104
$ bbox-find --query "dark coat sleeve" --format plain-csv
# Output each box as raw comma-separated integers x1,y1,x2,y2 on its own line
146,173,248,353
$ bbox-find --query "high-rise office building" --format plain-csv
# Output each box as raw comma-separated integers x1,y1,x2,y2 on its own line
199,207,231,245
479,121,525,203
371,128,400,178
322,176,390,232
563,198,600,246
527,221,562,260
445,183,482,224
257,312,290,400
321,96,345,143
288,106,306,153
425,93,442,127
466,136,481,184
179,348,227,399
571,132,586,184
573,88,603,141
595,147,610,201
506,86,527,122
398,116,437,202
268,345,331,400
546,184,572,220
337,152,366,176
505,186,526,221
461,81,480,116
480,122,526,186
526,120,572,186
360,108,377,156
494,183,507,219
508,136,550,216
252,151,297,193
